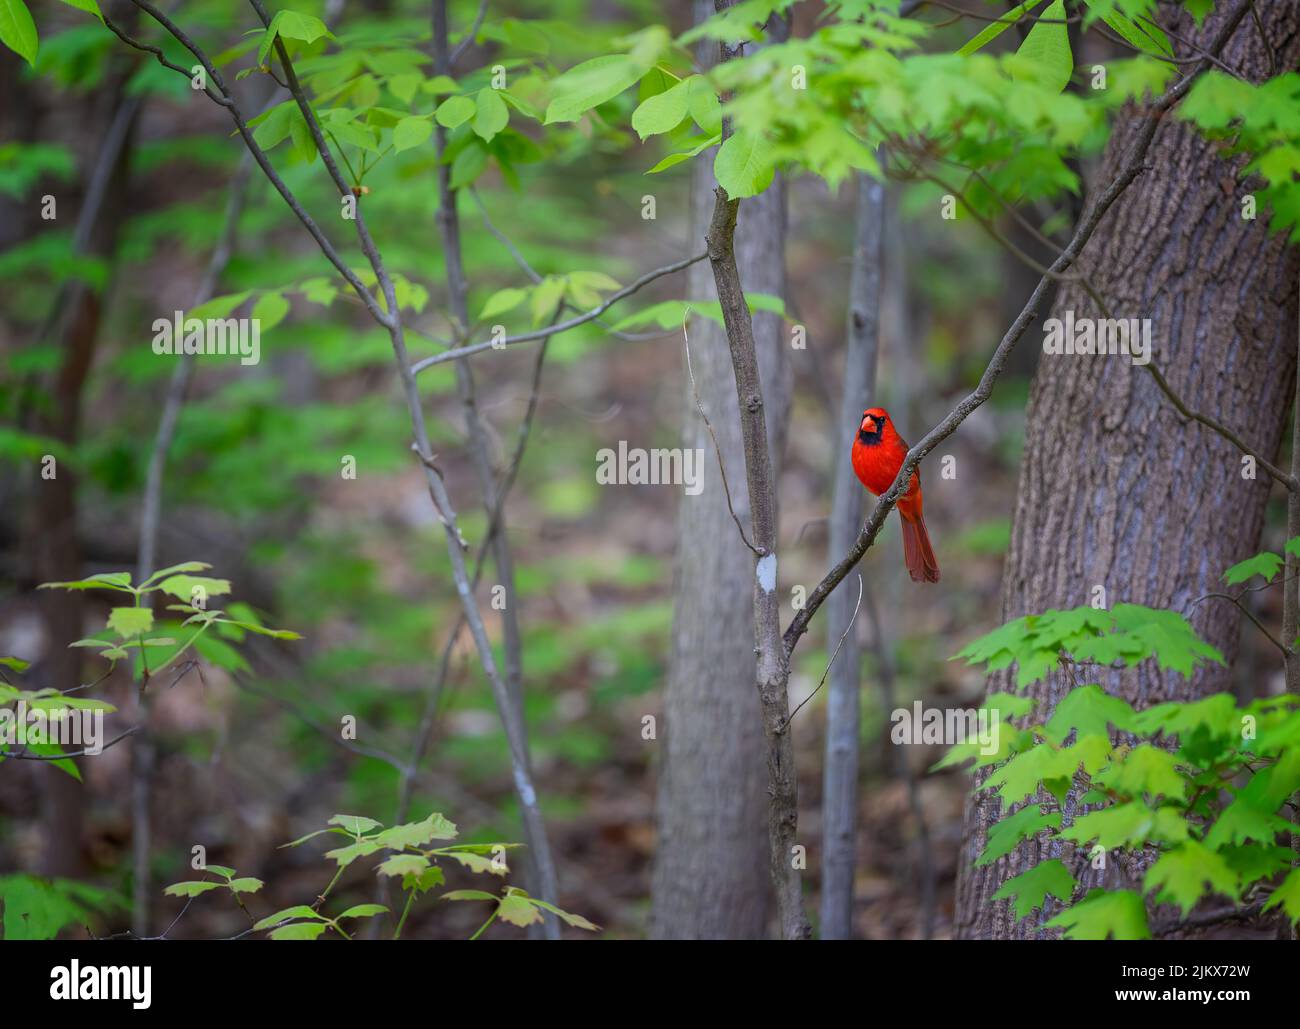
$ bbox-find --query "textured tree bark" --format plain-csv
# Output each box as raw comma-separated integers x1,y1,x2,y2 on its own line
649,165,790,938
21,54,139,881
955,2,1300,940
820,173,883,939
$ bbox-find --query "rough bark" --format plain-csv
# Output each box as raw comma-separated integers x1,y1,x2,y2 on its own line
955,1,1300,940
22,52,139,879
650,164,790,938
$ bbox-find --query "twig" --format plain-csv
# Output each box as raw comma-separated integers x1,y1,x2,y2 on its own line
469,187,672,343
783,574,862,728
410,251,707,373
449,0,489,66
430,0,559,936
1,726,141,761
683,313,761,555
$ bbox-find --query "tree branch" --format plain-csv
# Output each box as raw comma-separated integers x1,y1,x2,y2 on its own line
410,251,706,373
782,0,1257,661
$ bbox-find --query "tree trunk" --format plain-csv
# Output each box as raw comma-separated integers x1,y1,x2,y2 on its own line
650,158,790,939
955,1,1300,939
820,172,883,939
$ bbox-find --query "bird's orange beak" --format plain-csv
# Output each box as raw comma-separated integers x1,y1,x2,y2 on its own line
861,415,877,434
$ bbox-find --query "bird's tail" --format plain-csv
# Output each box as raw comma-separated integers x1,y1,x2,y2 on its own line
900,512,940,584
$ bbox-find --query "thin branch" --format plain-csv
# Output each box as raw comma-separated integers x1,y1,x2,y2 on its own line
119,2,394,329
1,726,141,761
410,251,707,373
469,187,673,343
449,0,489,66
683,314,761,555
1191,592,1290,658
429,0,558,935
1141,358,1298,492
783,574,862,728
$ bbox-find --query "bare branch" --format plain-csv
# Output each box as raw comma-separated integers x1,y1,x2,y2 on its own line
2,726,141,761
683,316,761,555
410,251,707,373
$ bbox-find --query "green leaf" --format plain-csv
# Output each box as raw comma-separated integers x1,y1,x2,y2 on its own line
1101,11,1172,58
544,55,642,124
268,921,328,940
473,88,509,141
1223,551,1283,585
107,607,153,638
529,276,567,326
39,572,133,593
983,736,1109,806
992,858,1076,920
162,881,224,898
646,136,717,174
252,291,290,332
141,561,211,586
270,11,331,45
976,805,1061,867
156,575,232,603
1144,841,1238,916
376,854,429,878
393,115,433,152
289,111,316,164
0,656,30,672
328,814,381,835
337,903,387,920
1220,842,1294,884
0,0,37,66
632,76,690,139
323,839,382,868
529,897,600,932
1044,889,1151,940
1011,0,1073,93
449,142,488,188
57,0,102,23
1042,684,1138,744
1058,801,1189,850
435,95,475,128
442,889,497,902
686,76,721,135
479,287,528,321
1093,745,1188,803
957,0,1047,56
259,10,333,66
1262,867,1300,925
252,101,297,151
714,129,775,199
227,877,264,894
1204,799,1294,849
372,812,457,849
254,905,324,930
495,891,543,929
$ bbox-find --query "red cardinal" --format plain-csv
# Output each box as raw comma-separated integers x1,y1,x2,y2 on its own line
851,407,940,583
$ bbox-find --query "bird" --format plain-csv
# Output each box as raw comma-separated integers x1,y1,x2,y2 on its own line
850,407,940,583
